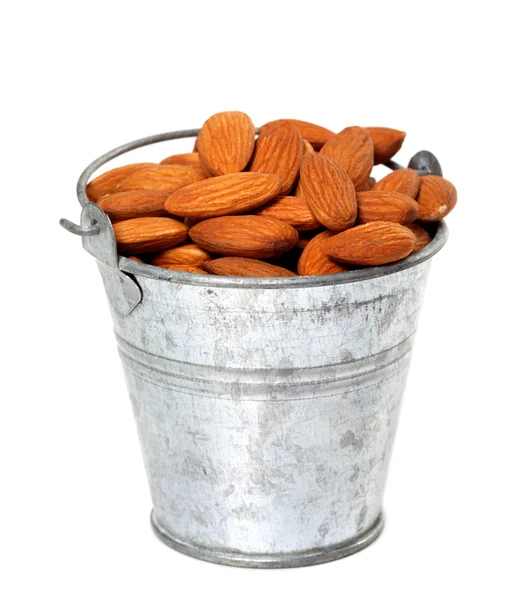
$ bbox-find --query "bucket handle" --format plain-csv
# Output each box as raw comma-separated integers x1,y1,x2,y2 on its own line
60,202,142,316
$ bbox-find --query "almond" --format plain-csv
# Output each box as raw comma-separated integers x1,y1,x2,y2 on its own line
189,215,298,258
298,153,357,231
113,217,188,254
151,244,212,267
128,256,144,263
372,169,420,198
250,125,303,194
160,152,201,168
97,190,172,222
298,230,348,276
259,119,334,149
356,191,419,224
165,172,281,218
255,195,320,231
86,163,156,202
163,264,207,274
364,127,406,165
202,257,296,277
323,222,416,266
361,176,376,191
296,235,314,250
302,139,315,154
184,217,201,228
416,175,457,221
320,126,374,191
197,111,255,176
116,165,205,193
406,224,432,253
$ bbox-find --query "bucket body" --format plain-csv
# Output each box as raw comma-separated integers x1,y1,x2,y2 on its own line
63,130,447,567
97,257,432,566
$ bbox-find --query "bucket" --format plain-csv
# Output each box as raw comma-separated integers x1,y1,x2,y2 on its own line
61,129,448,568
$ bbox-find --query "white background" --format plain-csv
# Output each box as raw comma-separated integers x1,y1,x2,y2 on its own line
1,1,506,598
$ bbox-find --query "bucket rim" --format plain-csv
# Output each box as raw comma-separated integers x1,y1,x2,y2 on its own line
77,129,448,289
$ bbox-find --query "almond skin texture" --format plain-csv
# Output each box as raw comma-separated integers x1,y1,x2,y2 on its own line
416,175,457,221
364,127,406,165
97,190,172,221
165,172,281,218
163,264,207,274
189,215,298,258
259,119,334,150
198,111,255,176
160,152,201,167
250,125,304,195
202,257,296,277
151,244,212,267
356,191,419,224
299,153,357,231
323,222,416,266
113,217,188,254
373,169,420,198
406,224,432,253
116,165,205,193
255,195,321,231
298,230,348,276
86,163,155,202
320,126,374,191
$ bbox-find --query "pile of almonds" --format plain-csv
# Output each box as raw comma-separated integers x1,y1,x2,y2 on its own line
86,112,457,277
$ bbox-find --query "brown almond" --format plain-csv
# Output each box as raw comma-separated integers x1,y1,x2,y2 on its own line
86,163,156,202
165,172,281,218
197,111,255,176
259,119,334,150
361,177,377,191
298,230,348,276
356,191,419,224
203,257,296,277
320,126,374,191
97,190,171,222
189,215,298,258
296,235,314,250
373,169,420,198
151,244,212,267
298,153,357,231
160,152,201,167
406,224,432,253
416,175,457,221
184,217,201,229
116,165,205,193
364,127,406,165
302,139,315,154
255,195,320,231
250,125,303,195
163,264,207,274
113,217,188,254
323,222,416,266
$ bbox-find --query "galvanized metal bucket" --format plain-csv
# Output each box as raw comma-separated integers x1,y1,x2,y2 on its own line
61,130,448,568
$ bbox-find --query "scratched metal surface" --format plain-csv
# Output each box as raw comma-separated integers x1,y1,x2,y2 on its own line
97,259,431,565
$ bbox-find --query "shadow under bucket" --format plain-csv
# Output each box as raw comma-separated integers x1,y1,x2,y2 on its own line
62,130,448,567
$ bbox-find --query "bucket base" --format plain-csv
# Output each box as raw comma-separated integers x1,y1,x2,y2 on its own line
150,511,384,568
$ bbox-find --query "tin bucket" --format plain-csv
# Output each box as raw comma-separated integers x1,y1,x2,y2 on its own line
61,130,448,568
